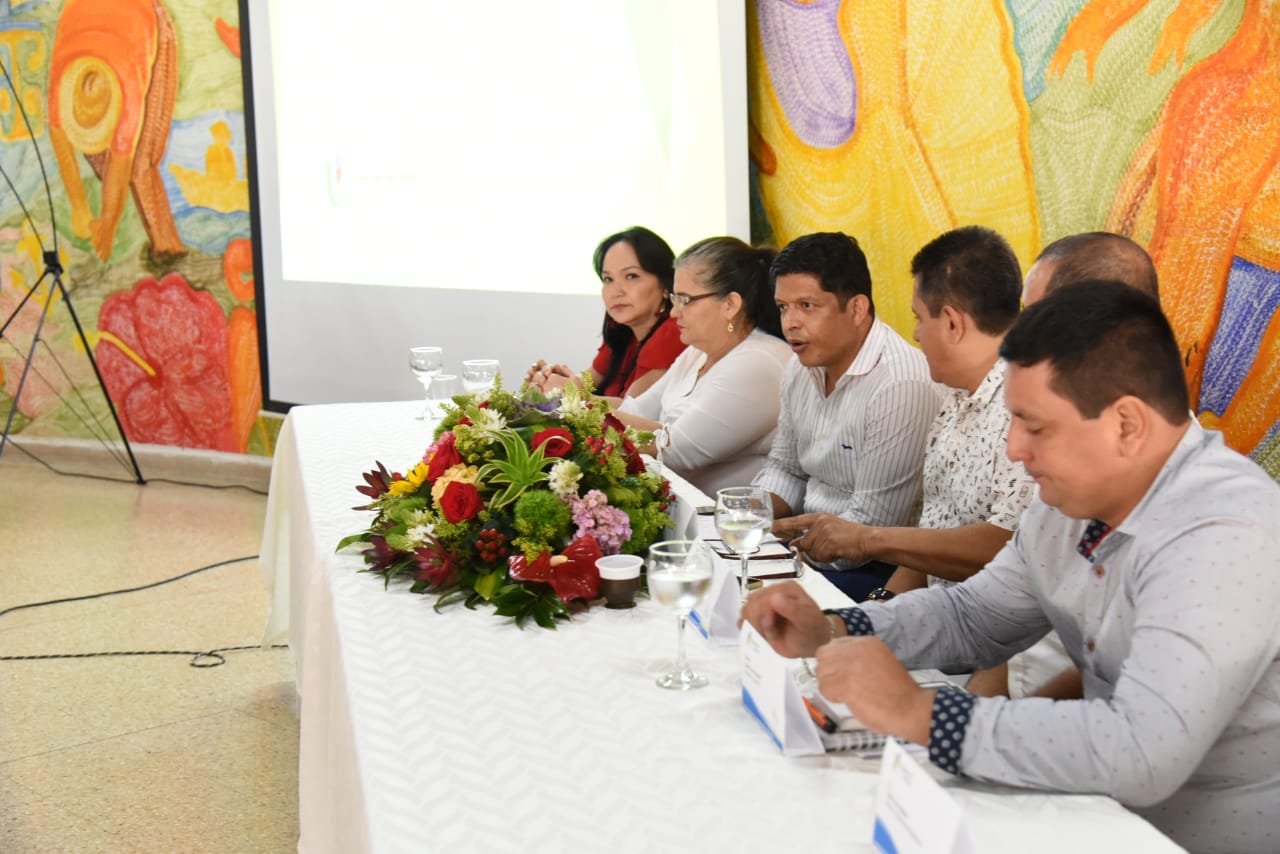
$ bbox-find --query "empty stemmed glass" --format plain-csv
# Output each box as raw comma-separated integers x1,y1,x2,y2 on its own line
648,539,714,690
461,359,500,395
714,486,773,602
409,347,444,419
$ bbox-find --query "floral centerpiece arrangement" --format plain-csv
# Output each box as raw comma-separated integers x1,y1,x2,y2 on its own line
337,379,672,628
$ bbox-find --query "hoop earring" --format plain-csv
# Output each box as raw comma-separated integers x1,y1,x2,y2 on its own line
727,321,735,333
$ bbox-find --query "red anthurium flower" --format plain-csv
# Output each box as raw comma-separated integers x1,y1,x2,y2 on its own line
508,535,602,602
96,273,238,451
426,432,463,482
531,427,573,458
439,480,483,523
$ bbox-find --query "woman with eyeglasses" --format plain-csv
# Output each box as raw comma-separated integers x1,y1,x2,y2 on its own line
613,236,791,495
526,226,686,400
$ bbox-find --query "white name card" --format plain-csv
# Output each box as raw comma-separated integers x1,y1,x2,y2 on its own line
739,623,825,756
872,738,975,854
688,551,741,645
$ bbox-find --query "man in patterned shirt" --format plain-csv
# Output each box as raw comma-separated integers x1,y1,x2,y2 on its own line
743,281,1280,854
753,232,941,601
772,226,1036,600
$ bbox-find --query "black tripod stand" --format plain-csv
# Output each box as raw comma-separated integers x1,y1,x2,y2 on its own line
0,250,144,484
0,60,144,484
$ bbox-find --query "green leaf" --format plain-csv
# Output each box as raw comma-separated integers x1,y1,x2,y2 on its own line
336,532,373,552
475,430,556,510
474,570,503,601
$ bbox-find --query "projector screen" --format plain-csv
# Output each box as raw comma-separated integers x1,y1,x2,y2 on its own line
244,0,748,407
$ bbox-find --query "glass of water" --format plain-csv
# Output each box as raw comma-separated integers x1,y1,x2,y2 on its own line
648,539,714,690
408,347,444,419
714,486,773,602
427,373,459,418
461,359,500,395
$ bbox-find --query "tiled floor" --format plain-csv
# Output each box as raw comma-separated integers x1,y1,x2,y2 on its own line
0,461,297,853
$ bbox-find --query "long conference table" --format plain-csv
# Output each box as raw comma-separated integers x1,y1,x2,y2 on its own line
260,401,1183,854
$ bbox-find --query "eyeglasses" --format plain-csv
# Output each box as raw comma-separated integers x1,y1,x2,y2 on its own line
671,291,720,307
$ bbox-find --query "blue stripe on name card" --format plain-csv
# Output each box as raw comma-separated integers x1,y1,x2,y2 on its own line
688,609,709,639
742,687,783,750
872,817,899,854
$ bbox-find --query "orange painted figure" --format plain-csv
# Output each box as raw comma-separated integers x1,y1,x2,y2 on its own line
1053,0,1280,454
48,0,183,261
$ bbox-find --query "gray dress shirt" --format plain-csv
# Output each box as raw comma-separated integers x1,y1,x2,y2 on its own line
856,422,1280,853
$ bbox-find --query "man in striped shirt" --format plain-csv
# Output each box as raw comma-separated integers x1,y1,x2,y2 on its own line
752,232,941,601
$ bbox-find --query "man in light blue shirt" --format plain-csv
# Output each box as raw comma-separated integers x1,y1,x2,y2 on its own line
744,281,1280,853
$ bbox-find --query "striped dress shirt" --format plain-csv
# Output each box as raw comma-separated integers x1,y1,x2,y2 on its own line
753,319,941,569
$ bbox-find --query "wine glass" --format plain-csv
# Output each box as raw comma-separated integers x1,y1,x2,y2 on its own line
409,347,444,419
714,486,773,602
648,539,714,690
461,359,500,394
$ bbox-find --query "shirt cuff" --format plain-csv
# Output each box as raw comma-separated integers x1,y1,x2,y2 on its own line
928,687,976,775
826,607,874,636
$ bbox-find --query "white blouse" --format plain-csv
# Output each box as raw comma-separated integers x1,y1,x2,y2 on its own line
619,329,793,495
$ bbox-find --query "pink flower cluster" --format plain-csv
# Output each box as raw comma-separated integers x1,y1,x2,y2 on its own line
568,489,632,555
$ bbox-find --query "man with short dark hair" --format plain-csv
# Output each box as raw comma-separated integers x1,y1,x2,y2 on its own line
753,232,940,601
773,226,1035,596
744,281,1280,853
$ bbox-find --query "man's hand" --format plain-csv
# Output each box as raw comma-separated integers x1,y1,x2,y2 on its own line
815,636,934,746
739,580,835,658
773,513,874,564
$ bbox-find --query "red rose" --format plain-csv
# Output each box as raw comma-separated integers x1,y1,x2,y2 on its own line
426,432,463,482
439,480,483,523
531,427,573,458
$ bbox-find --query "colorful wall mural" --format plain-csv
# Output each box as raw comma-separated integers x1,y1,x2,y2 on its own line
748,0,1280,479
0,0,268,457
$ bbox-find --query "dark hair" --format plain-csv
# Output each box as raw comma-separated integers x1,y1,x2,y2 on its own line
769,232,874,316
1037,232,1159,299
999,280,1189,423
675,237,783,339
593,226,676,393
911,226,1022,334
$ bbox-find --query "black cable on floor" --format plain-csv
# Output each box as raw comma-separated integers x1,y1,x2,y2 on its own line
0,554,287,668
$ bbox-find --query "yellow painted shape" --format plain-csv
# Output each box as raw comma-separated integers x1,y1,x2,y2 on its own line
750,0,1039,335
0,29,46,141
58,56,122,155
89,330,155,377
167,121,249,213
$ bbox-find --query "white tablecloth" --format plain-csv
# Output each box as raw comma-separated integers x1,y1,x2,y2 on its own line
261,401,1184,854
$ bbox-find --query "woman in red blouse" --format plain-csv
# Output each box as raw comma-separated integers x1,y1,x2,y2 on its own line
528,227,686,399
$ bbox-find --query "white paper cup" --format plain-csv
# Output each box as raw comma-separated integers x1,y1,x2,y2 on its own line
596,554,643,608
596,554,643,580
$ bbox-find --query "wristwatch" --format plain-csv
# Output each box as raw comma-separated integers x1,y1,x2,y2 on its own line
865,587,896,602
